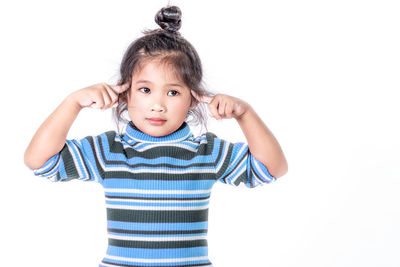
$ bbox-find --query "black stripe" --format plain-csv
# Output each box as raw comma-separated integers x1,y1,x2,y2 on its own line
101,259,212,267
249,156,255,188
109,161,215,169
105,195,210,201
61,141,83,181
196,132,216,157
234,172,247,186
107,228,207,235
91,135,106,179
215,141,232,182
220,150,248,184
101,159,216,171
103,171,216,180
108,238,207,249
62,137,105,182
130,146,200,159
124,147,203,160
107,209,208,223
110,138,205,160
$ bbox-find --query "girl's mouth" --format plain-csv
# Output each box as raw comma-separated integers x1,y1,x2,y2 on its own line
147,118,167,126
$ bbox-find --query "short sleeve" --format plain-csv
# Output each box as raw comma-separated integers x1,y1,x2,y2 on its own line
213,136,276,188
31,135,104,183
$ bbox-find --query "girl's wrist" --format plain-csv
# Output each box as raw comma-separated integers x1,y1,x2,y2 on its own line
66,92,84,111
235,104,253,122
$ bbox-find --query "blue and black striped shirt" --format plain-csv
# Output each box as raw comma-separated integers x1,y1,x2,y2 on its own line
32,121,276,267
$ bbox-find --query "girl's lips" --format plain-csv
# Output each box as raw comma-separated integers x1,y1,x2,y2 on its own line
147,118,167,126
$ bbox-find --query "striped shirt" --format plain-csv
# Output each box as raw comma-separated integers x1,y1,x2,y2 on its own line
32,121,276,267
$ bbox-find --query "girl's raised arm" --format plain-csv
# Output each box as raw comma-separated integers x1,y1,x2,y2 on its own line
23,82,129,170
192,91,288,179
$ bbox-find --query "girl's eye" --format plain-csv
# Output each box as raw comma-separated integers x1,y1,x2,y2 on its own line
167,90,180,96
139,87,150,93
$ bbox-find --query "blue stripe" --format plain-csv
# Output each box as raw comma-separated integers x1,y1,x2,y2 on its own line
106,245,208,259
105,192,211,199
111,155,215,168
107,246,208,259
226,164,246,185
223,144,248,175
103,179,215,191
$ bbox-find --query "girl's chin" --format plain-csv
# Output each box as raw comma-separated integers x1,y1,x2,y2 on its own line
140,125,174,137
130,118,184,137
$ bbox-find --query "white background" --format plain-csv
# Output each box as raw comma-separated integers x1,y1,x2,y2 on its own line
1,0,399,266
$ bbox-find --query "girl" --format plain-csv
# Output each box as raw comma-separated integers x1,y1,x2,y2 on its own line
24,5,287,267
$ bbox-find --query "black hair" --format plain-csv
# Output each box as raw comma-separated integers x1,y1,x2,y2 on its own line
113,5,213,134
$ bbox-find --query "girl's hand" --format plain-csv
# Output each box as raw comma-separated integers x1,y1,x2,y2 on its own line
71,82,130,110
191,91,250,120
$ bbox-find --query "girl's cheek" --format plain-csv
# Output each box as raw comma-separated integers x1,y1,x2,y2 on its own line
127,91,140,104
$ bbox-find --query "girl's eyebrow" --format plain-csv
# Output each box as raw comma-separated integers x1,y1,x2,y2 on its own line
136,79,183,88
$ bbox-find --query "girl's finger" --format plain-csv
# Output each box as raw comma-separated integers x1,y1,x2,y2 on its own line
208,98,221,120
104,83,118,100
113,82,130,94
90,91,105,109
225,101,234,118
234,103,245,117
191,90,213,104
104,86,119,108
100,89,112,110
218,99,226,117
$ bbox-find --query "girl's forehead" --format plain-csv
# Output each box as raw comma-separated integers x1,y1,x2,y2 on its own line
132,58,184,84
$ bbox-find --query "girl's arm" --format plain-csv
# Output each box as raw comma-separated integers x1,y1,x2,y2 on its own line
24,95,83,170
235,106,288,178
192,92,288,178
24,82,128,170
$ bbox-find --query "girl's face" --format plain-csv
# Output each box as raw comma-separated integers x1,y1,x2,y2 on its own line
125,59,193,137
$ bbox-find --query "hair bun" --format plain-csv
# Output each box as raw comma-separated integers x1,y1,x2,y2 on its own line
155,6,182,33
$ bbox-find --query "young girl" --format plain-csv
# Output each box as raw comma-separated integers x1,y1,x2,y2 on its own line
24,5,287,267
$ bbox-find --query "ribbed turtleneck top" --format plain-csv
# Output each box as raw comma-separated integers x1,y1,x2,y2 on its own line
32,121,276,267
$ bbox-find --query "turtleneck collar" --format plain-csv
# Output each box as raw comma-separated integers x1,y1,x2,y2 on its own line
122,121,192,144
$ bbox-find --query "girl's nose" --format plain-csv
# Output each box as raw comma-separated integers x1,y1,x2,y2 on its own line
151,102,166,112
150,93,167,112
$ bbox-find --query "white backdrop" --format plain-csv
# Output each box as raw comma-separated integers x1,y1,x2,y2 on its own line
1,0,399,266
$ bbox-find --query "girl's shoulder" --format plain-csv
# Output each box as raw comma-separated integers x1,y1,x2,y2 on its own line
188,131,229,154
79,130,122,149
189,131,219,144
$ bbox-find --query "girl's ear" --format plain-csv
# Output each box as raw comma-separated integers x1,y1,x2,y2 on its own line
189,96,199,110
120,90,130,104
190,90,201,109
118,80,131,104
